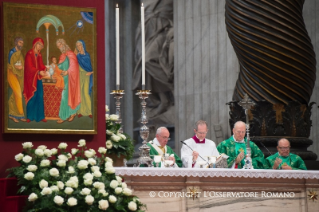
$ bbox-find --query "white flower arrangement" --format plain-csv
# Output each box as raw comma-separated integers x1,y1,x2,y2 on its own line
7,140,145,212
105,105,135,160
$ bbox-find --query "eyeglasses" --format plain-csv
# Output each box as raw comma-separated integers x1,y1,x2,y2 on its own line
278,147,290,150
196,131,207,135
160,135,171,140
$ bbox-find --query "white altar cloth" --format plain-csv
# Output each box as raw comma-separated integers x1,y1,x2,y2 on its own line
115,167,319,179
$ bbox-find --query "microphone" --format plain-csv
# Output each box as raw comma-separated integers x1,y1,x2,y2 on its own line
259,141,272,157
180,141,208,164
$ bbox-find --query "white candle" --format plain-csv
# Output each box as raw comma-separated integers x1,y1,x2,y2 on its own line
116,4,120,87
141,3,145,87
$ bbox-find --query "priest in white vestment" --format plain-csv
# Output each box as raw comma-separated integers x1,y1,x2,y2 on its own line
181,120,219,168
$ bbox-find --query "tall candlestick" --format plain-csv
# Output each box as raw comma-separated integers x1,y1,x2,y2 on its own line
116,4,120,88
141,3,145,88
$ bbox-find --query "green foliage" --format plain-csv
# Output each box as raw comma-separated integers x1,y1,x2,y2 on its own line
6,141,145,212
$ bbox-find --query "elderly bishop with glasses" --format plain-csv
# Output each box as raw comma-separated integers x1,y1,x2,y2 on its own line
265,138,307,170
147,127,183,168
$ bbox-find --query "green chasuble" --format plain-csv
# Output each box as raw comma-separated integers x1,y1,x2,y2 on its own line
217,136,265,169
140,141,183,168
265,152,307,170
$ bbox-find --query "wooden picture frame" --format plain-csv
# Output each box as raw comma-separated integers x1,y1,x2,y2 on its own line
3,2,97,134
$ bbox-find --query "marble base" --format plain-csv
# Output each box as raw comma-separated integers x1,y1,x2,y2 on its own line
116,168,319,212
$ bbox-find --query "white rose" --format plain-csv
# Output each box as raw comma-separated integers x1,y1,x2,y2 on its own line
84,179,93,186
22,155,32,163
80,188,91,195
50,185,59,192
27,165,37,172
49,168,59,177
85,195,94,205
110,180,119,189
128,201,137,211
93,170,102,178
41,187,52,195
54,195,64,206
83,173,94,180
116,176,122,183
111,135,121,142
98,147,107,154
51,148,58,155
87,158,96,166
121,182,127,189
105,157,113,163
15,153,24,161
24,172,34,180
78,139,86,147
90,149,96,155
22,142,33,149
57,181,64,190
84,150,94,158
118,133,126,140
78,160,89,169
70,176,78,183
67,166,75,174
93,182,105,190
115,187,123,194
106,130,113,136
37,145,47,150
58,142,68,149
40,159,50,167
57,160,66,167
58,154,68,161
106,140,113,149
109,114,118,121
67,153,72,159
123,188,132,196
105,105,109,112
91,166,100,172
105,162,113,168
28,193,38,202
65,180,77,188
71,148,79,155
67,197,77,206
39,179,48,189
44,149,52,157
105,114,110,120
109,195,117,203
99,199,109,210
105,167,115,174
64,187,74,195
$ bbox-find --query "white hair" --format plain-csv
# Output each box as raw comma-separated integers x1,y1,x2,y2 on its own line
156,127,168,135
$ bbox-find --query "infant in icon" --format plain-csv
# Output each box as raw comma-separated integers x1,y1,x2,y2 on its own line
49,56,64,90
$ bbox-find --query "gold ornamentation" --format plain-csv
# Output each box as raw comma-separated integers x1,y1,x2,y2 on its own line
308,190,318,202
188,187,200,200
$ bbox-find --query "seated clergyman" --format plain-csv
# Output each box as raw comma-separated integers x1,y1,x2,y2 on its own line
146,127,182,168
265,138,307,170
181,120,220,168
217,121,265,169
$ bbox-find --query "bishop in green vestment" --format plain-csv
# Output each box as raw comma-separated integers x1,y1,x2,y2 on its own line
217,121,265,169
143,127,182,168
265,138,307,170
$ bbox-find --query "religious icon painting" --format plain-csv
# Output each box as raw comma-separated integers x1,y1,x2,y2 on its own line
2,2,97,134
